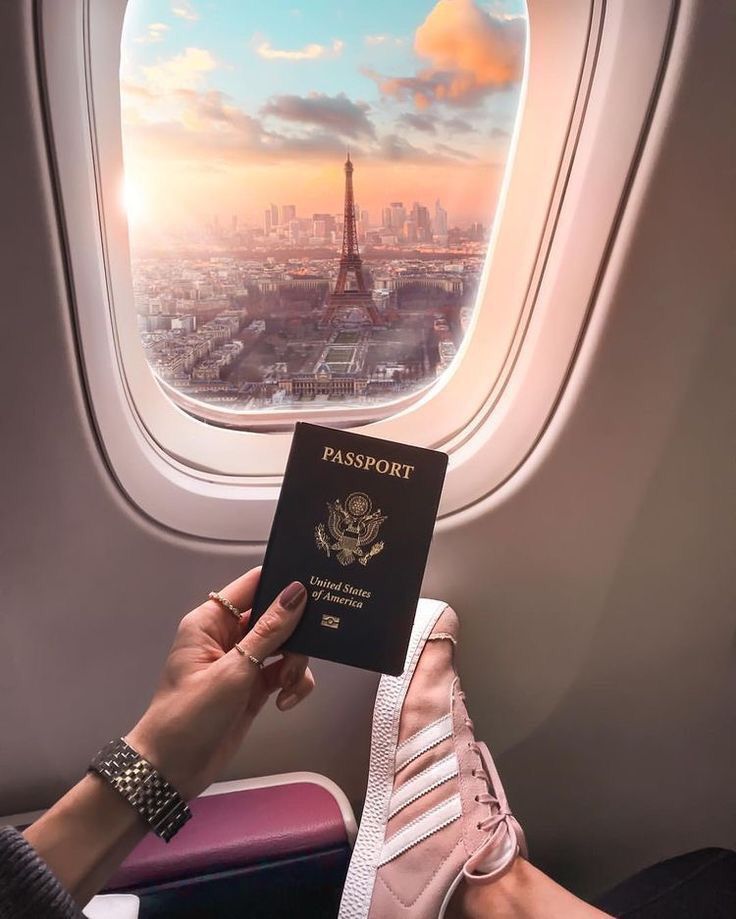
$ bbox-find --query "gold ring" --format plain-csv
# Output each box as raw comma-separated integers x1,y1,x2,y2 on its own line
233,642,264,669
208,591,242,621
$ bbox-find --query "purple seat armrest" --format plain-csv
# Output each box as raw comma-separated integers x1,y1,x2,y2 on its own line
107,781,351,891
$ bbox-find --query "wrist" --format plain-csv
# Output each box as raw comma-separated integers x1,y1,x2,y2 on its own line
124,723,198,802
90,737,192,842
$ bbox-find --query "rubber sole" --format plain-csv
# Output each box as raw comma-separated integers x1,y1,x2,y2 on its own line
338,598,449,919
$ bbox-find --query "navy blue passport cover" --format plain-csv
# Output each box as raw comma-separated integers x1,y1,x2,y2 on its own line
249,422,448,675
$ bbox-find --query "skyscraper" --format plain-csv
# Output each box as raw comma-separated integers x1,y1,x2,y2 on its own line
270,203,279,227
312,213,333,240
281,204,296,225
412,203,432,242
434,199,448,241
390,202,406,237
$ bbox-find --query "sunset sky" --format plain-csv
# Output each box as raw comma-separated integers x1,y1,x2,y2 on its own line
121,0,526,234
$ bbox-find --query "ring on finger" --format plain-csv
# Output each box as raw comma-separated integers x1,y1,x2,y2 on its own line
234,642,264,670
208,591,243,622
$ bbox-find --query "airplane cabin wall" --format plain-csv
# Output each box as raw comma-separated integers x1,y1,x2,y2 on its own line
0,0,733,898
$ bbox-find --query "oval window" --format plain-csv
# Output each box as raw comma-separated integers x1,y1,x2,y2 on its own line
120,0,527,424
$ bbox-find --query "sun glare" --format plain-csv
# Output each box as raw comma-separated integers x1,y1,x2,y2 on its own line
122,177,147,225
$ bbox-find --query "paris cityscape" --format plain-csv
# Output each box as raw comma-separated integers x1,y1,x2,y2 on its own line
133,155,489,414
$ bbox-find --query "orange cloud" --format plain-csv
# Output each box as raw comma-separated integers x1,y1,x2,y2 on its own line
368,0,524,108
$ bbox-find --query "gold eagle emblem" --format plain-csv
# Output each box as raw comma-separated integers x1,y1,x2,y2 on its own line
315,491,387,566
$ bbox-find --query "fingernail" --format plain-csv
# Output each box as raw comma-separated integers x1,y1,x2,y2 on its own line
279,581,306,610
280,693,299,710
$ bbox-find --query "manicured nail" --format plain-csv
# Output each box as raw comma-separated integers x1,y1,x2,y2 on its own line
280,693,299,710
279,581,306,610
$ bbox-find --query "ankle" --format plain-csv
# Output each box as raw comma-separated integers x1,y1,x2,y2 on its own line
447,858,613,919
445,859,527,919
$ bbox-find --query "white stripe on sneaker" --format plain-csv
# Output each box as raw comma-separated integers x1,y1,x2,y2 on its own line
395,713,453,772
378,793,462,866
388,753,459,819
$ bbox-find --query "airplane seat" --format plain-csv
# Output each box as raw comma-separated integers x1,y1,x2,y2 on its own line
100,774,356,919
593,847,736,917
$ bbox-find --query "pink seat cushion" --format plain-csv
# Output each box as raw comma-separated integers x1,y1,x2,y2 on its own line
107,782,350,890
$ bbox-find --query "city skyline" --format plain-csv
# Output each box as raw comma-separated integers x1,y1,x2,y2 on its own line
132,137,481,412
202,186,460,248
120,0,526,234
129,154,487,251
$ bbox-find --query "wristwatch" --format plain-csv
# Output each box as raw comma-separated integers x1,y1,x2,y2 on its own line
88,738,192,842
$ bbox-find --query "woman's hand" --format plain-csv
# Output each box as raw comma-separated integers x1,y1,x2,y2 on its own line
126,566,314,800
23,567,313,907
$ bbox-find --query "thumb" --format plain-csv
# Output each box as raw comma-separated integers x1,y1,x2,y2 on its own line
237,581,307,663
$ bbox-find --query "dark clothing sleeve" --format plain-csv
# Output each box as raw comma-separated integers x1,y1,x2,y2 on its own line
0,825,82,919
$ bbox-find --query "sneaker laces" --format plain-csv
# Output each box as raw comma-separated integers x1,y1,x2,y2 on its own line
459,691,528,885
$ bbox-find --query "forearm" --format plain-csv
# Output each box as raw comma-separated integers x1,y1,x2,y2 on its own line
23,773,149,908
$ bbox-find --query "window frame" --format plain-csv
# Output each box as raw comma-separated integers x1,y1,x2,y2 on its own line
37,0,676,540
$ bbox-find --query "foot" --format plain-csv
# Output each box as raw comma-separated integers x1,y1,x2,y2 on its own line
339,600,527,919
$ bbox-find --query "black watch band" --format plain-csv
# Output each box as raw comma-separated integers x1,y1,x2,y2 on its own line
88,738,192,843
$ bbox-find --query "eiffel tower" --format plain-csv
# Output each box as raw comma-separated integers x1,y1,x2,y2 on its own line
321,153,385,327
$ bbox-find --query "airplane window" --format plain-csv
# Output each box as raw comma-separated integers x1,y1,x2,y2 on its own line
120,0,527,425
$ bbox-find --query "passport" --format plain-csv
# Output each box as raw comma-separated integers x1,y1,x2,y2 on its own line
249,422,448,675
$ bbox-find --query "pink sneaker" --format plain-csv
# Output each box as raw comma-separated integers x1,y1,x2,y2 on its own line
339,599,527,919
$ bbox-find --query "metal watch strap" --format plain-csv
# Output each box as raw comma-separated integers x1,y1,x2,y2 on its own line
88,738,192,842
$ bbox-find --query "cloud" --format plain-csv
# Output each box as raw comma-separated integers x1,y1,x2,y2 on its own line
445,115,474,132
171,2,198,21
134,22,170,44
415,0,523,95
254,38,344,61
362,68,444,111
123,81,357,164
398,112,481,137
141,47,217,94
368,0,524,108
379,133,471,164
435,141,474,160
122,76,473,170
261,93,375,138
398,112,437,133
365,34,403,46
120,80,156,102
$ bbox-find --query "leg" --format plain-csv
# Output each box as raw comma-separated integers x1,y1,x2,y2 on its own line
447,858,612,919
339,603,614,919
